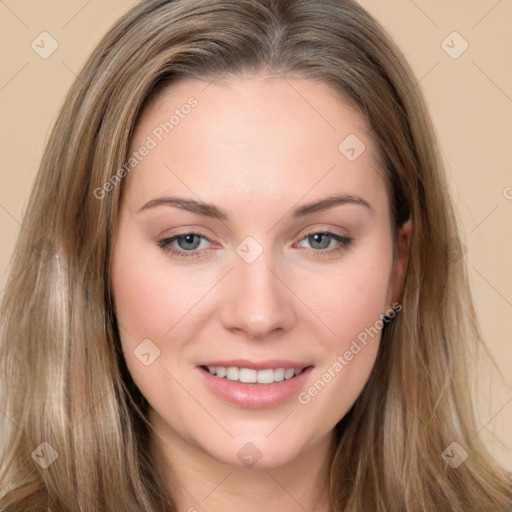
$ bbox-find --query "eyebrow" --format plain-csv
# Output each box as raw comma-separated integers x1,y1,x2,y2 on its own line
137,194,372,219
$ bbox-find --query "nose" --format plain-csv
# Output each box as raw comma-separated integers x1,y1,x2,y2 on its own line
218,251,297,340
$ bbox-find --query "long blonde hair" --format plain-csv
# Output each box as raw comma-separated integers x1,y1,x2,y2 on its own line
1,0,510,510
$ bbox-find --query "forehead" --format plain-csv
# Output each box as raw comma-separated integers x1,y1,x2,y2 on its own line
123,74,389,219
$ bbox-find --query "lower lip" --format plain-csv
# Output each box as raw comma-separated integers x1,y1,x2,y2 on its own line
196,366,314,409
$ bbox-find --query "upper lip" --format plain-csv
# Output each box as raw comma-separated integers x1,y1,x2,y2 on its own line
198,359,313,370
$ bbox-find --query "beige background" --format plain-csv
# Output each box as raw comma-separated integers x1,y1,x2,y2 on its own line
0,1,511,469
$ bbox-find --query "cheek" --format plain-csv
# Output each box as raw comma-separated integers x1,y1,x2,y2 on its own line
110,241,200,417
323,264,389,339
110,232,206,342
304,243,392,349
295,243,393,412
111,252,171,339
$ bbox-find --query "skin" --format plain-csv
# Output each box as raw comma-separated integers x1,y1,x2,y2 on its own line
111,73,411,512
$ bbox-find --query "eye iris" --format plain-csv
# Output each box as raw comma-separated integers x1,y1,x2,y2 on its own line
178,234,201,250
309,233,330,250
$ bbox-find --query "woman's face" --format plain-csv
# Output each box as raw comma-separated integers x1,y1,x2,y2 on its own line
111,73,409,469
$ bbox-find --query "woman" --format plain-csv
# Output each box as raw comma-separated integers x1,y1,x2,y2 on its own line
0,0,510,510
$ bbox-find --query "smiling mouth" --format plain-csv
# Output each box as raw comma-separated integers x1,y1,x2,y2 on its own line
199,365,312,385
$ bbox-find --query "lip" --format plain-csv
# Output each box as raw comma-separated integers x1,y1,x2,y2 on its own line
197,359,312,371
196,364,314,409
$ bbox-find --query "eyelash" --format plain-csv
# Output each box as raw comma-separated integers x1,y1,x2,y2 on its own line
157,229,353,260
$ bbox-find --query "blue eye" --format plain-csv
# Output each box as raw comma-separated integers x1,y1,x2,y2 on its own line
157,232,212,259
296,231,353,257
157,230,353,259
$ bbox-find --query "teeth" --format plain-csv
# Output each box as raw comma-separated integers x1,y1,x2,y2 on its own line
226,367,239,380
205,366,305,384
273,368,285,382
239,368,257,383
284,368,295,379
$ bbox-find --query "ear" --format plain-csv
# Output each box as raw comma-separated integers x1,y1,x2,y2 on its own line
387,217,412,307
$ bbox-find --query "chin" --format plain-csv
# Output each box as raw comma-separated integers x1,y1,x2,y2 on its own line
204,435,309,470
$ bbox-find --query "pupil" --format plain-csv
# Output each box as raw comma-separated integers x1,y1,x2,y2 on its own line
311,233,329,249
180,234,200,250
